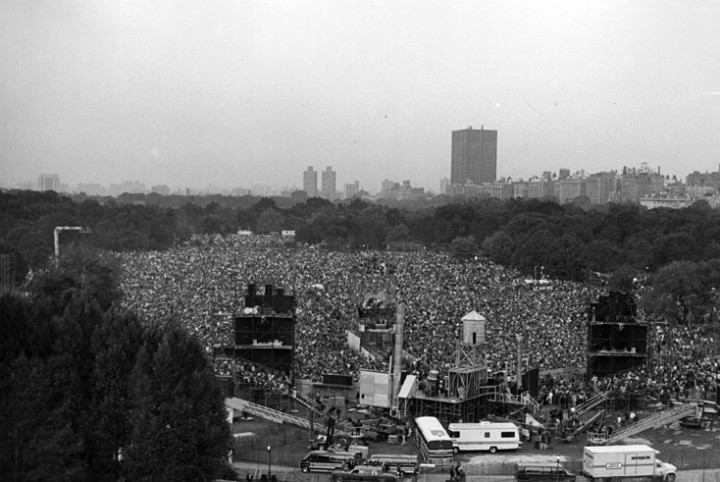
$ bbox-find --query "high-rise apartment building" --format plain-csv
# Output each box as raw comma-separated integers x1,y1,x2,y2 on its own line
38,173,60,191
586,172,617,205
303,166,318,197
440,177,450,195
345,181,360,199
381,179,396,192
558,178,586,203
451,126,497,185
321,166,336,200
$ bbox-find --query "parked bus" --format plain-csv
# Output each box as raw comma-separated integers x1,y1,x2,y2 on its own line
447,421,521,454
414,416,453,463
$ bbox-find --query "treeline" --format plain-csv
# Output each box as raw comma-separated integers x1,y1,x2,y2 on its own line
0,247,233,481
5,189,720,284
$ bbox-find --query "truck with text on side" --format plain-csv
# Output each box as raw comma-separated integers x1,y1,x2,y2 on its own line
581,445,677,482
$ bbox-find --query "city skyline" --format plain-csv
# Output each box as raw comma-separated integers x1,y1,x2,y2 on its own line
2,1,719,192
19,157,720,199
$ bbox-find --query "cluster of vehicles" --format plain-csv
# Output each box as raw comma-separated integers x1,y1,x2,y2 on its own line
298,413,677,482
299,451,419,482
512,445,677,482
415,417,676,482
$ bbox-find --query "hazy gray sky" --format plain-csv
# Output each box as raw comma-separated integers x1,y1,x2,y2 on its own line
1,0,719,193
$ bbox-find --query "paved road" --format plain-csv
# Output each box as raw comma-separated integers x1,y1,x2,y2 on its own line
232,461,720,482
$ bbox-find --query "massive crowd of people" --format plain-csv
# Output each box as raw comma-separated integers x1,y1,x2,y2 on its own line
116,234,719,407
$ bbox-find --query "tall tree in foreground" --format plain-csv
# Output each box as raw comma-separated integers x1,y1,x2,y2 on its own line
124,325,232,482
86,311,145,480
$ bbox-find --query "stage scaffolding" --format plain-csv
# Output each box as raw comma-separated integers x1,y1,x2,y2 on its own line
403,382,517,425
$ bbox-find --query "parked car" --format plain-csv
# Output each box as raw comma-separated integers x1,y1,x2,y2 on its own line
514,462,577,482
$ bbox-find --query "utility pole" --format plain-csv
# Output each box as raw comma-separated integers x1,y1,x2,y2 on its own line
516,334,523,392
392,303,405,412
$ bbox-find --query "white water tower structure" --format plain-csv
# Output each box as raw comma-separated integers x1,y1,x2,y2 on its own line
448,310,488,401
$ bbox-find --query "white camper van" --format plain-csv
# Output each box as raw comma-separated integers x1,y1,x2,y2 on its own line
447,421,521,454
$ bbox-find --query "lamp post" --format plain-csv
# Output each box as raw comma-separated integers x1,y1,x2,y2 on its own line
267,445,272,480
556,456,560,481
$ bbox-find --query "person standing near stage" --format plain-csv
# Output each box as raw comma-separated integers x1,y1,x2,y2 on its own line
401,423,411,445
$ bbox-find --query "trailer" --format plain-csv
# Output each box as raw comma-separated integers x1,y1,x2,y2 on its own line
447,421,521,454
582,445,676,482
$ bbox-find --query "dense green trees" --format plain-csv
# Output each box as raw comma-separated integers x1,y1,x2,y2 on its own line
449,236,479,260
124,326,232,481
7,188,720,286
0,248,233,481
0,190,182,275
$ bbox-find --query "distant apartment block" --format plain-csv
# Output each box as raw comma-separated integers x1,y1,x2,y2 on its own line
232,187,252,196
686,170,720,197
615,167,665,203
321,166,336,200
108,181,145,196
76,183,103,196
380,180,425,200
440,177,450,195
38,173,60,191
303,166,318,197
446,181,512,199
151,185,171,195
487,182,514,199
526,178,554,199
558,177,586,203
251,184,271,197
345,181,360,199
381,179,395,192
451,126,497,185
585,172,616,205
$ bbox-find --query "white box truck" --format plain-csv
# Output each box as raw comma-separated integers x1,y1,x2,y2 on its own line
582,445,677,482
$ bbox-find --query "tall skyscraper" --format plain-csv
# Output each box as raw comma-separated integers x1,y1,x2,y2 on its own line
303,166,318,197
321,166,336,199
451,126,497,185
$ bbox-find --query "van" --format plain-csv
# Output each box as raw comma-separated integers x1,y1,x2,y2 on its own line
513,462,577,482
299,450,360,473
366,454,419,476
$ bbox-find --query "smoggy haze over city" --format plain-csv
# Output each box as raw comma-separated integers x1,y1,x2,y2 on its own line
1,0,719,194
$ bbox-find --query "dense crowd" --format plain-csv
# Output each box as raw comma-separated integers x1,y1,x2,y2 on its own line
116,234,718,405
592,321,720,404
